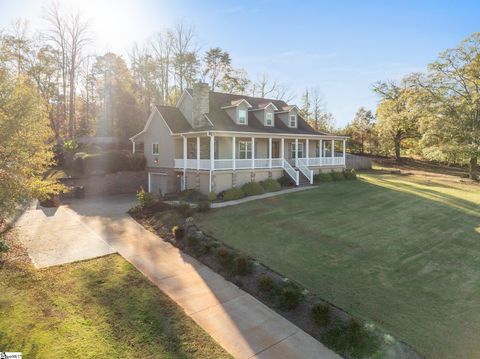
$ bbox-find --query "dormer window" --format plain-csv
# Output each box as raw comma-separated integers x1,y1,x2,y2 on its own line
265,112,274,126
238,109,247,124
289,114,297,127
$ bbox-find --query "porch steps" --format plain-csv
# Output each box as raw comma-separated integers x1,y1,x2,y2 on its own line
296,168,312,186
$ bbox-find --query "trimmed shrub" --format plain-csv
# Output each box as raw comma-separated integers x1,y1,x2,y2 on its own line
344,168,357,180
172,225,184,239
233,254,253,276
312,303,331,326
322,319,381,358
0,236,9,254
257,276,276,294
178,189,206,203
278,175,295,187
241,182,265,196
197,200,211,212
277,282,304,310
331,171,345,181
175,203,194,217
207,191,217,201
136,187,155,208
222,187,245,201
314,172,333,183
260,179,281,192
185,234,200,250
214,246,235,270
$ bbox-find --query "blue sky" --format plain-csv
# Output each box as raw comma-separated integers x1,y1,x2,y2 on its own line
1,0,479,126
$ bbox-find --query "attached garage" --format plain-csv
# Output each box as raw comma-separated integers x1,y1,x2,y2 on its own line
148,172,171,197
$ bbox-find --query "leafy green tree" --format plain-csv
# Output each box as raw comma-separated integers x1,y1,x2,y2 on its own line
0,72,63,222
349,107,375,154
413,32,480,179
373,80,421,161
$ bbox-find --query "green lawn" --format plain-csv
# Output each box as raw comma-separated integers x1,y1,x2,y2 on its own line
196,171,480,359
0,254,231,359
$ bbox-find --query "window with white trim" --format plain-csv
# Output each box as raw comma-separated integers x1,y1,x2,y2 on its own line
152,143,159,155
265,111,274,126
238,109,247,124
238,141,252,159
291,143,304,159
289,114,297,127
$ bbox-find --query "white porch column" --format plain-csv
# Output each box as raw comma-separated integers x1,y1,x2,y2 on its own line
183,136,187,170
306,139,309,165
319,139,322,158
210,134,215,170
281,138,285,165
331,139,335,159
196,136,200,170
295,138,299,167
232,136,236,170
343,139,346,166
268,137,272,168
251,137,255,169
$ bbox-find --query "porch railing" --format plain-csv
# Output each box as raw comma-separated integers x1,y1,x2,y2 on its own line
282,159,299,186
174,156,345,170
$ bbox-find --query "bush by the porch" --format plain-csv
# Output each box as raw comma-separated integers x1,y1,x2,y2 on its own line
241,182,265,196
260,179,281,192
314,172,333,183
331,171,345,181
222,188,245,201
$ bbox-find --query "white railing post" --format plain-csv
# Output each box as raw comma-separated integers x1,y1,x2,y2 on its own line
295,138,299,167
210,134,215,170
306,139,309,166
251,137,255,169
268,137,272,169
183,136,187,170
232,136,236,171
196,136,200,170
132,140,136,153
296,171,299,186
148,172,151,192
343,139,346,166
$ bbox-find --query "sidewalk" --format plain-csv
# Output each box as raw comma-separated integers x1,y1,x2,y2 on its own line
212,186,318,208
64,195,340,359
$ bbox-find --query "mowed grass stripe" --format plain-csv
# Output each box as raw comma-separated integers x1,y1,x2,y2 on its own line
196,173,480,359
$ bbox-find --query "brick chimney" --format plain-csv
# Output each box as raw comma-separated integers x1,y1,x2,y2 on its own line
192,82,210,128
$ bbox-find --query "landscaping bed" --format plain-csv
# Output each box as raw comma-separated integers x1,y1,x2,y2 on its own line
129,179,420,359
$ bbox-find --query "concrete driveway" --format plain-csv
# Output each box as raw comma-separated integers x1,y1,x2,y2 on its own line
16,194,340,359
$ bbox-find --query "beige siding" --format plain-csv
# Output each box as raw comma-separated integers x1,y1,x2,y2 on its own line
215,172,233,193
143,111,175,168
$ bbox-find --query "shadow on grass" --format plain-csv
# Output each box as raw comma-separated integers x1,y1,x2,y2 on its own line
368,176,480,216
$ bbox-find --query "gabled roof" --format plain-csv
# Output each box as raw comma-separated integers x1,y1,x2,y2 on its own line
204,91,328,135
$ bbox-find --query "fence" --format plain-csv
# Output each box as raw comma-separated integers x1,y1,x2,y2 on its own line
346,154,372,170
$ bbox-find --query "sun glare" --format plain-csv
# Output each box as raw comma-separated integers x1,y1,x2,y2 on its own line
55,0,166,53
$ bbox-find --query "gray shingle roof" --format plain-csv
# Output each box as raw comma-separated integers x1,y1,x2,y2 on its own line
157,90,333,136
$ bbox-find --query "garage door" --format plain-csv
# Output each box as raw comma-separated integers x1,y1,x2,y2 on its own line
149,173,169,197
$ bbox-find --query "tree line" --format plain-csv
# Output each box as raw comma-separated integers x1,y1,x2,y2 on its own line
341,32,480,179
0,3,323,146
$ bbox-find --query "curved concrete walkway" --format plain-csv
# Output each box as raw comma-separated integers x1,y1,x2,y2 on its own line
21,194,340,359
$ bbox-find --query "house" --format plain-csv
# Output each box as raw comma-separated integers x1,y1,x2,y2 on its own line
130,83,348,196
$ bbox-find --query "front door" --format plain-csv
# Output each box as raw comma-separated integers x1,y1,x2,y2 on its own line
272,141,280,158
